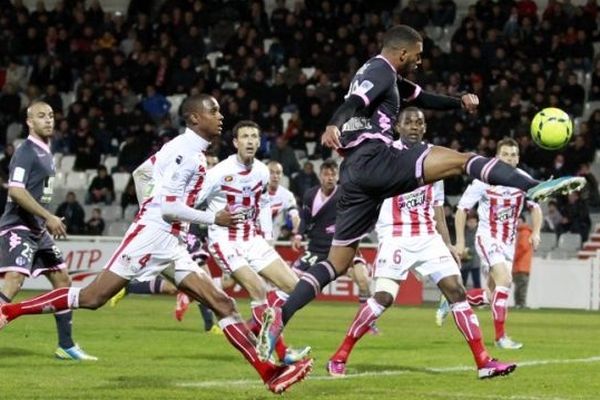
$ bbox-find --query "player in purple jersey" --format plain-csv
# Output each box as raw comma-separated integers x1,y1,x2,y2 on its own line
0,101,96,360
257,25,585,378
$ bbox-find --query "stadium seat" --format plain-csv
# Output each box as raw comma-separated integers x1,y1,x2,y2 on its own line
206,51,223,69
301,67,315,80
263,38,274,54
112,172,131,192
539,232,558,252
167,94,186,118
85,169,97,185
12,138,25,149
557,233,582,251
103,156,118,172
106,222,129,237
311,159,323,174
280,175,290,189
64,172,88,190
305,142,316,157
6,122,23,146
102,205,123,222
60,155,76,172
123,205,139,222
280,112,292,132
53,171,66,188
294,149,306,160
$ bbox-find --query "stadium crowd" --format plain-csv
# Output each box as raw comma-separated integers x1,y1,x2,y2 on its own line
0,0,598,241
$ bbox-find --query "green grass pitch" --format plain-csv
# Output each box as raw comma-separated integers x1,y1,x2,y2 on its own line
2,292,600,399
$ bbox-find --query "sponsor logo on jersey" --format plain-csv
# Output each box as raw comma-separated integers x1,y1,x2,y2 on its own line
15,256,27,266
397,190,426,209
496,207,515,222
175,155,183,164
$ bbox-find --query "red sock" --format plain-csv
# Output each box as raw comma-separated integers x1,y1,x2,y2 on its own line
466,288,487,306
492,287,510,341
267,290,288,308
219,316,279,382
331,299,384,363
1,288,70,321
451,301,490,368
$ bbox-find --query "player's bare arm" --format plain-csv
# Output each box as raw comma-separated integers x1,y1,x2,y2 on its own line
530,205,543,250
8,186,67,238
434,205,460,266
454,208,468,257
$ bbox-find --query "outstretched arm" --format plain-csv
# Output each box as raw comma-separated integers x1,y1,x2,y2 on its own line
399,79,479,113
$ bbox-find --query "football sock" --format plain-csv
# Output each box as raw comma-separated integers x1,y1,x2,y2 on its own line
465,155,539,191
54,310,75,349
466,288,488,306
127,277,163,294
1,287,72,321
451,301,490,368
492,286,510,341
282,261,338,324
219,316,278,383
331,298,385,363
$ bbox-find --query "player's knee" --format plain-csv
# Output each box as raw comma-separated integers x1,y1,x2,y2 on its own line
446,284,466,303
52,274,72,289
373,291,394,308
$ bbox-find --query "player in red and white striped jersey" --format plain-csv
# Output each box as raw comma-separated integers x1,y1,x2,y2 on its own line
437,138,542,350
267,161,301,246
0,96,312,393
197,120,311,366
328,108,516,379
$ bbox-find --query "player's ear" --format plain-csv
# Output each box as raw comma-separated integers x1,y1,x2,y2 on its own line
233,137,239,150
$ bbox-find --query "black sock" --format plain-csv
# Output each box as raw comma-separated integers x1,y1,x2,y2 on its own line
465,155,539,191
0,292,11,304
281,261,338,324
54,311,75,349
198,303,214,331
127,277,163,295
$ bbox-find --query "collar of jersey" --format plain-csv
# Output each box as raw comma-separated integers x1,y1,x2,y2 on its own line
27,135,51,154
183,127,211,152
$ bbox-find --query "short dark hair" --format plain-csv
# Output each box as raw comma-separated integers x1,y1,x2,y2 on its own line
232,120,260,138
181,94,213,125
382,25,422,50
398,106,423,119
497,137,519,152
320,158,338,172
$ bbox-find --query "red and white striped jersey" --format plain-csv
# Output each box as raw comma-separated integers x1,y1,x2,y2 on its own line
197,155,272,242
375,180,444,241
458,179,538,244
269,185,298,240
136,128,210,236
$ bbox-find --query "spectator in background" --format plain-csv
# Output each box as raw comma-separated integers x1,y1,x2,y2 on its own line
141,85,171,121
0,144,15,181
543,200,563,235
73,135,101,171
269,136,300,177
85,208,105,236
56,191,85,234
461,213,481,289
290,161,319,203
86,165,115,205
120,179,138,218
558,191,591,244
117,134,146,173
513,215,533,309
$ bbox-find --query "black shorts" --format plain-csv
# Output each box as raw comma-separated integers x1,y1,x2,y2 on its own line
333,140,431,245
292,250,328,272
0,228,66,277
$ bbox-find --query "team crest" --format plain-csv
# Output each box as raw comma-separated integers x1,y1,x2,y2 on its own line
224,175,234,182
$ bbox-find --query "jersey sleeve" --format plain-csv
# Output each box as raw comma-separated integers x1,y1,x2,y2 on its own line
194,166,220,208
457,180,485,211
8,147,35,188
397,77,422,101
258,168,273,239
298,190,313,235
157,153,197,201
347,62,396,107
432,181,445,207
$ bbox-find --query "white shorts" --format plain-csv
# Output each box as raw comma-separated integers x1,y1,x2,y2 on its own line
105,223,198,282
208,236,281,274
474,234,515,272
374,234,460,284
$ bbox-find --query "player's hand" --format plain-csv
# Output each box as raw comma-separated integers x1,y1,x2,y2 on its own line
461,94,479,113
530,232,540,250
46,215,67,239
291,234,303,252
322,125,342,149
214,209,244,227
448,244,461,267
454,242,466,258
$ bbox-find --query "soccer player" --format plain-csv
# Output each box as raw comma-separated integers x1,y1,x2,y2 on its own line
198,120,311,365
0,95,312,394
436,138,542,350
0,101,96,360
257,24,584,363
327,107,514,378
266,161,301,245
291,159,377,331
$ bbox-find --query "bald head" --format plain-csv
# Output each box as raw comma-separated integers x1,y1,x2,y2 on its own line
26,101,55,140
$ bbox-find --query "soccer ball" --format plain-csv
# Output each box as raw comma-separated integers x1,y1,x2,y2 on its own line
530,107,573,150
